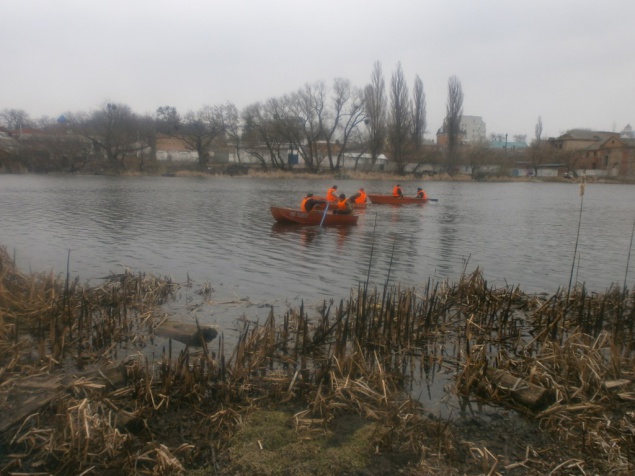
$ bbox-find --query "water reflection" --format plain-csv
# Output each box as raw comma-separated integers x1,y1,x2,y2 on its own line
270,222,355,249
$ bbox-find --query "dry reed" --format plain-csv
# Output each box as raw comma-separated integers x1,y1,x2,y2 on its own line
2,244,634,474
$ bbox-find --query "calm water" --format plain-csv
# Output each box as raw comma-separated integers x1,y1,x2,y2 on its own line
1,175,634,329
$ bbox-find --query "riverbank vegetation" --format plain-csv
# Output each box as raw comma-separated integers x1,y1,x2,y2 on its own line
2,245,635,475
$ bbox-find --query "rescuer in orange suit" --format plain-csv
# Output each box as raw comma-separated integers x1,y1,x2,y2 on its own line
392,184,403,198
333,193,353,215
354,188,367,204
326,185,339,202
300,193,326,212
416,187,428,199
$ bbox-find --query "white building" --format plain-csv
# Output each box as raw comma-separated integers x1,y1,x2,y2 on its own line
460,116,487,143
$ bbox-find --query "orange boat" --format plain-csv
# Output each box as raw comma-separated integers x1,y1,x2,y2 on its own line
367,194,437,205
270,206,359,226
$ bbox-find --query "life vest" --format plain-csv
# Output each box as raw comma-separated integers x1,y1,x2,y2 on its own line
392,186,402,197
337,198,352,213
417,189,428,199
355,190,367,204
326,188,338,202
300,196,310,212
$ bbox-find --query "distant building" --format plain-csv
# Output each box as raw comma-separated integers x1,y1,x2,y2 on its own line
460,116,487,143
550,128,635,178
488,140,527,152
436,115,486,145
621,124,634,139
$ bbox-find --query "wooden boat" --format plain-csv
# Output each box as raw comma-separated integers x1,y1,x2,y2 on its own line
270,206,359,226
311,196,367,210
313,201,367,210
367,194,437,205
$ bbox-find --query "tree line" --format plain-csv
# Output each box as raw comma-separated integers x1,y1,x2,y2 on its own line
1,61,475,175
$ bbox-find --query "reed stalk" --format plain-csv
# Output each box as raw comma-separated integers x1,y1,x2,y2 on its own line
568,177,586,295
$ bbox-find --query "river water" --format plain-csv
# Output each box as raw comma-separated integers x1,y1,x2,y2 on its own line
2,175,633,297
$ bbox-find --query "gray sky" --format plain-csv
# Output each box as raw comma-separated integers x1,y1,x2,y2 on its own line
2,0,633,140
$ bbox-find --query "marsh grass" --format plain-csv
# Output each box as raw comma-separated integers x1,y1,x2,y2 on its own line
1,244,635,475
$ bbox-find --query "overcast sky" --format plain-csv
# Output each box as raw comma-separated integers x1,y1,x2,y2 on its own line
2,0,633,140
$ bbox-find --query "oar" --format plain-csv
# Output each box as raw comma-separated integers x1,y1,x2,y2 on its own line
319,202,330,227
426,198,439,202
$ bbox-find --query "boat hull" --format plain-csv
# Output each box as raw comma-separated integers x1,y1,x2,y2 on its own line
270,206,359,226
367,194,432,205
313,202,367,210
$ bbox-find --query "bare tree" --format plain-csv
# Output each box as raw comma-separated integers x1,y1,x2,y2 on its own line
334,85,366,170
156,106,181,134
280,85,324,171
535,116,543,143
0,108,33,131
445,75,464,174
137,114,159,171
387,62,412,175
411,74,426,155
320,78,367,170
513,134,527,144
76,102,144,169
364,61,387,166
179,105,227,169
465,140,490,180
224,102,242,163
241,100,289,170
529,116,547,177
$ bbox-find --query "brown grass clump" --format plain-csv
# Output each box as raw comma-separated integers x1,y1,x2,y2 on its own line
1,246,635,475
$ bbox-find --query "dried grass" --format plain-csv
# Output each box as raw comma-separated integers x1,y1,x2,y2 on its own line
2,245,634,474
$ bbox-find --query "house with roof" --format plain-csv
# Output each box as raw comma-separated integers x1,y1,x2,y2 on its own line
550,129,635,178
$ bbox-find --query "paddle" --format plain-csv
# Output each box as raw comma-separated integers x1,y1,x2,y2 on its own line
319,202,330,227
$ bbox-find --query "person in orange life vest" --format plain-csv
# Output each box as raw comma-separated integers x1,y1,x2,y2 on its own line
300,193,326,212
333,193,353,215
354,188,367,204
392,184,403,198
326,185,339,202
416,187,428,199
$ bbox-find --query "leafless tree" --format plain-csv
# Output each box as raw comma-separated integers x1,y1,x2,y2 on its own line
334,85,366,170
513,134,527,144
444,75,464,174
364,61,387,166
319,78,367,170
0,108,33,131
387,62,412,175
156,106,181,134
224,102,242,163
529,116,547,177
465,140,490,180
535,116,543,143
75,102,144,169
179,105,227,168
411,74,426,156
136,114,159,171
241,100,289,170
280,85,324,171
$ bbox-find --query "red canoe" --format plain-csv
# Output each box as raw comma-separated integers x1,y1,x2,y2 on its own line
312,197,367,210
367,194,437,205
313,202,367,210
270,206,359,226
